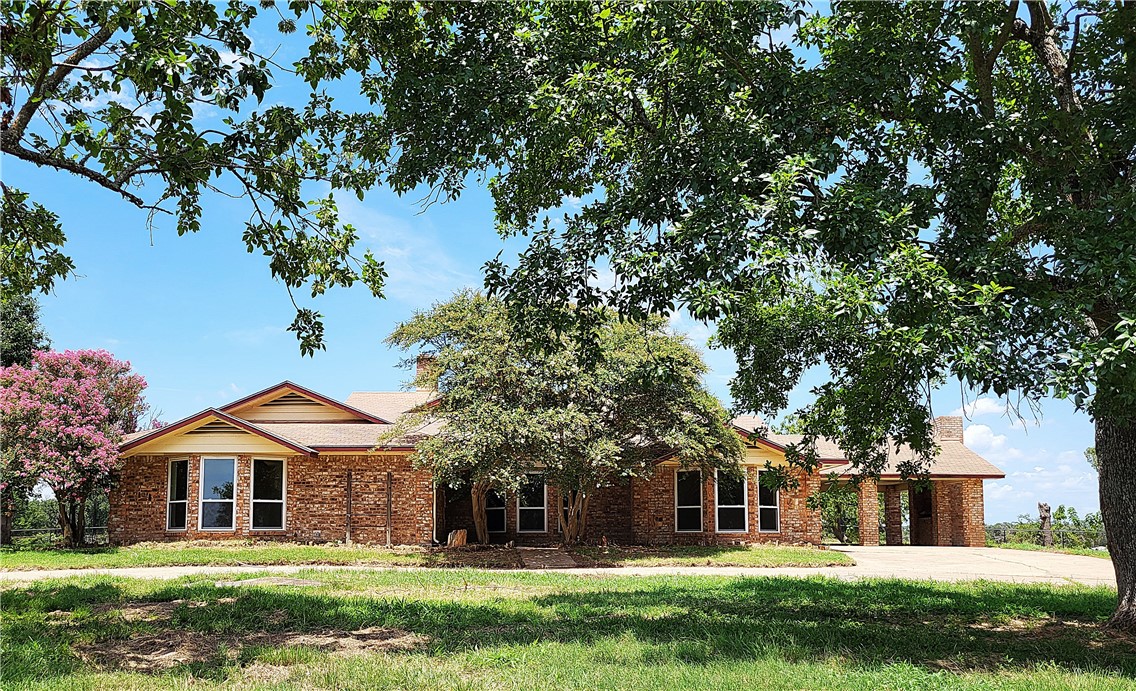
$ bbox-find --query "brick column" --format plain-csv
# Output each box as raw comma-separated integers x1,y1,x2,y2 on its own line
932,481,955,546
959,478,986,547
857,479,879,546
883,484,904,545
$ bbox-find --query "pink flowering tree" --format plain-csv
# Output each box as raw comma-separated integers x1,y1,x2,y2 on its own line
0,350,148,547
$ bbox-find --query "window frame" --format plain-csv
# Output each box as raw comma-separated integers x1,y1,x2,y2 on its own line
714,468,748,534
249,458,287,531
516,473,547,533
757,470,781,534
486,488,507,534
674,468,703,533
198,457,237,531
166,458,189,532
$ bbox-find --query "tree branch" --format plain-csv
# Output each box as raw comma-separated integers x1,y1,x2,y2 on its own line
6,21,118,142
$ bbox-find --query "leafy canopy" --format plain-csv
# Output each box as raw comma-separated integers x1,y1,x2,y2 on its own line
303,0,1135,472
0,1,389,353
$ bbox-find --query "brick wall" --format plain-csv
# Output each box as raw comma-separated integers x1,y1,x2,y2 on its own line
933,416,964,442
926,478,986,547
108,454,433,545
630,465,821,545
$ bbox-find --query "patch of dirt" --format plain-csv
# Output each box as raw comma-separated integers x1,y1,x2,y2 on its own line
241,662,293,684
76,626,429,673
215,577,324,588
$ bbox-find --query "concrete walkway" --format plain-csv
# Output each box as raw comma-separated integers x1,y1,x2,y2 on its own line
0,546,1115,587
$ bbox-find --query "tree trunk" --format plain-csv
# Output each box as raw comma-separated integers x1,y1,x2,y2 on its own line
55,495,86,548
560,487,591,546
1039,502,1053,547
0,508,11,546
1097,414,1136,632
470,481,491,545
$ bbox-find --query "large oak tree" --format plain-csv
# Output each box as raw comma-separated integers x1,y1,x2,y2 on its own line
304,1,1136,629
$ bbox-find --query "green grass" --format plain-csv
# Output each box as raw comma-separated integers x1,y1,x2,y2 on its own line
1,570,1131,689
573,544,854,567
0,540,523,571
991,542,1113,559
0,540,851,571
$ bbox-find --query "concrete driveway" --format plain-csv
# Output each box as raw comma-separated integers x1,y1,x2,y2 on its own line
0,547,1115,587
826,546,1116,587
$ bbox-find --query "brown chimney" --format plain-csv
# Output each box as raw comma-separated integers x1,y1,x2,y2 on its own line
415,354,436,392
933,416,964,442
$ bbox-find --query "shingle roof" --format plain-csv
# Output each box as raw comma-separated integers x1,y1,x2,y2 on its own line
729,416,1004,478
344,391,437,422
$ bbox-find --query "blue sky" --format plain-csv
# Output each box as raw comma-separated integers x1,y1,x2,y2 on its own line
5,9,1100,523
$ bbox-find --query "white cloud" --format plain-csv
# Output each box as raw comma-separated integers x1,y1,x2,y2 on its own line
964,423,1025,463
337,197,478,306
985,481,1024,502
950,397,1006,418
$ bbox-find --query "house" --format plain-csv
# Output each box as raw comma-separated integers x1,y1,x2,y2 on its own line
108,375,1005,547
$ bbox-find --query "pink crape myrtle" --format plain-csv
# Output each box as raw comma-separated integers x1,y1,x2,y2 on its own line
0,350,148,546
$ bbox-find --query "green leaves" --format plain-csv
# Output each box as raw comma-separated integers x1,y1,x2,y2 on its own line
1,0,387,353
382,291,744,520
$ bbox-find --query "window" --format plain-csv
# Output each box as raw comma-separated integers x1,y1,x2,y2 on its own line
251,459,285,530
199,458,236,530
167,459,188,531
675,469,702,532
517,473,546,532
715,470,747,533
757,471,780,533
486,488,506,533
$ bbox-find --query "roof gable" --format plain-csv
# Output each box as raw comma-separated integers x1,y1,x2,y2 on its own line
221,382,390,424
120,409,316,457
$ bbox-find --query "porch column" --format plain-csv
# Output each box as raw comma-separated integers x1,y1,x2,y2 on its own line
857,479,879,546
883,484,904,545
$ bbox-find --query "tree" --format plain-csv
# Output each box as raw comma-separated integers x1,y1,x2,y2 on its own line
0,293,50,369
0,350,148,546
304,1,1136,629
384,291,744,545
0,293,50,543
0,1,387,353
1086,447,1099,472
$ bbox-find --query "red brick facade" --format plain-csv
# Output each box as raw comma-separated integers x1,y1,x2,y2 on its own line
630,466,821,545
108,454,434,546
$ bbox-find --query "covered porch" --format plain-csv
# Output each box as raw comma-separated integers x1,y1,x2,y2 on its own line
846,477,988,547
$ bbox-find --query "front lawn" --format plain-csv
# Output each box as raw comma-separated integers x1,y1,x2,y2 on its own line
0,540,850,571
1,570,1131,689
573,544,853,568
0,541,523,571
991,541,1113,560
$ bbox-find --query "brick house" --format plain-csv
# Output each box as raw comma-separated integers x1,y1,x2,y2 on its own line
109,380,1004,547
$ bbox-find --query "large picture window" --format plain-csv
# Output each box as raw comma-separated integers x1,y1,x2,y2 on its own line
251,459,285,530
167,459,188,531
517,473,546,533
675,470,702,532
757,471,780,533
715,470,747,533
486,488,506,533
199,458,235,530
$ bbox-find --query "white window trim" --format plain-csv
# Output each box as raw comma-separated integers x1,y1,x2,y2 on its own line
166,458,189,532
198,457,236,531
249,458,287,531
715,469,748,533
486,488,507,534
757,470,781,533
516,473,547,533
674,468,703,533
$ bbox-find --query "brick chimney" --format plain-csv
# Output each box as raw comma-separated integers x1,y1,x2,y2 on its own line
415,354,435,392
933,415,964,442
